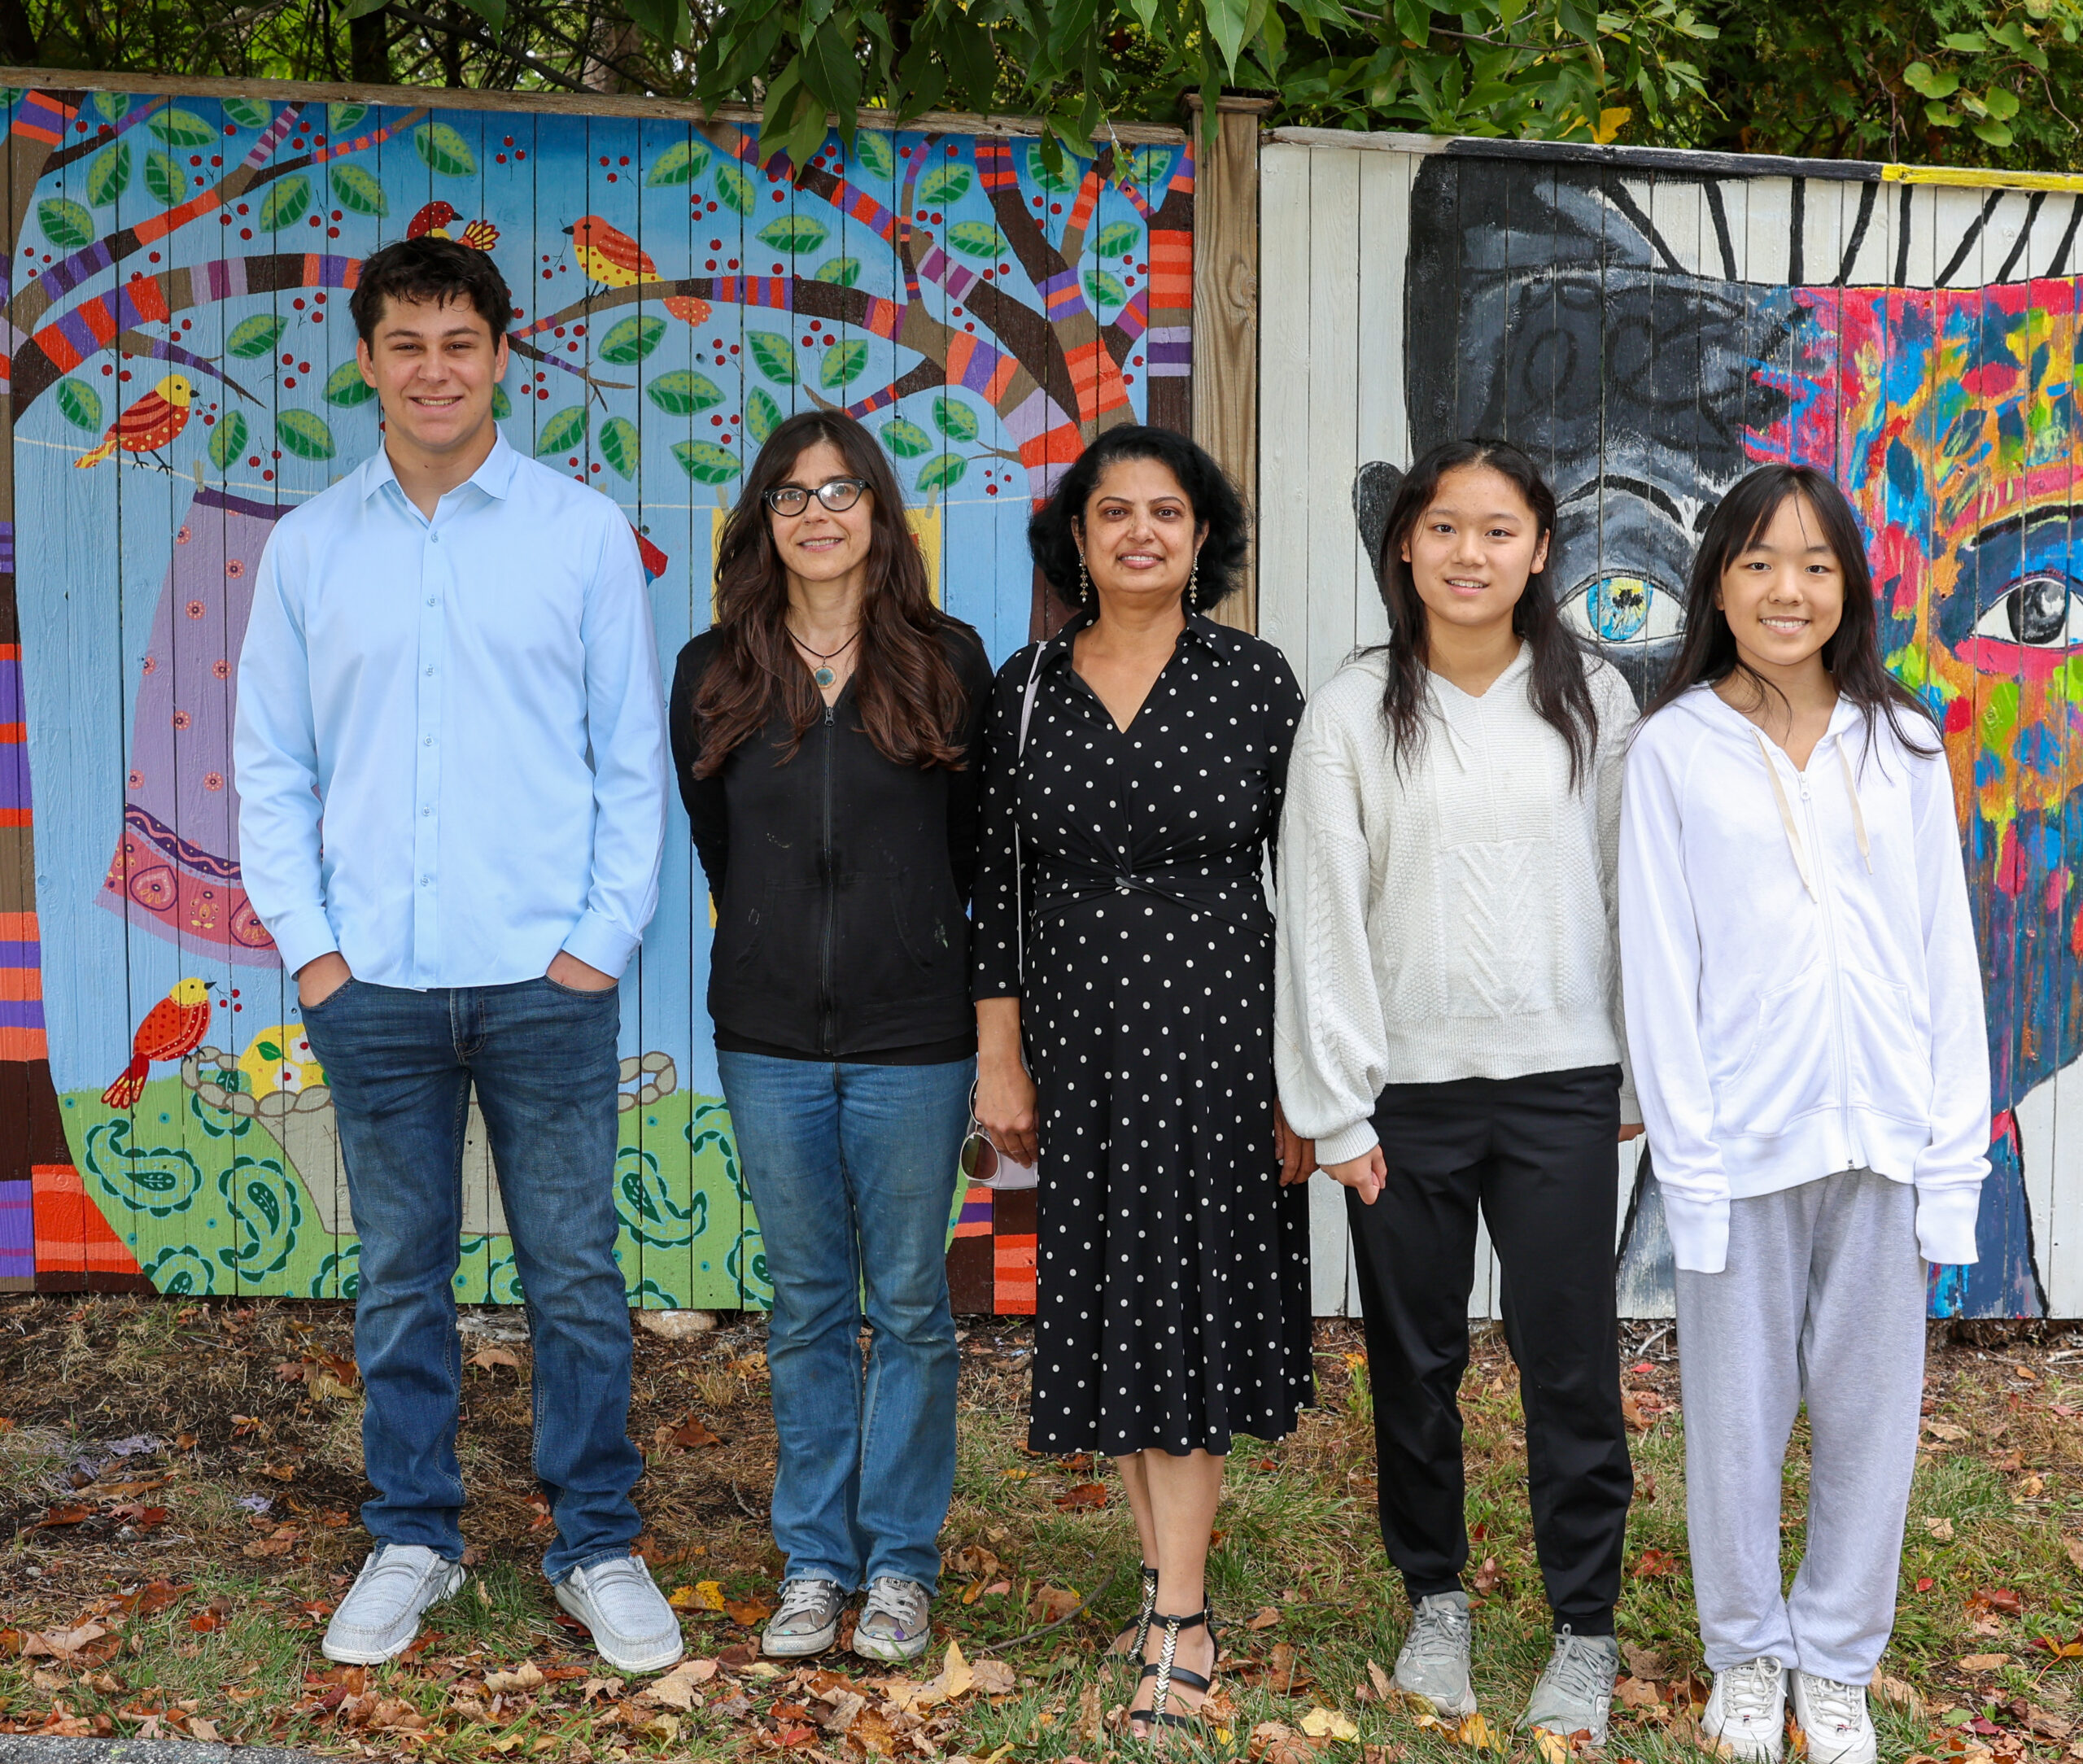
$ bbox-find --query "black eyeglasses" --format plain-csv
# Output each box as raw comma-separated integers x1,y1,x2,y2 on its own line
763,478,867,517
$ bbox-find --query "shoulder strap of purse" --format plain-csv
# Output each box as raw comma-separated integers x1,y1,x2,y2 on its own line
1013,640,1047,984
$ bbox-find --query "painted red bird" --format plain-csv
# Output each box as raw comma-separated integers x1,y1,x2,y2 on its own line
75,373,194,470
408,200,500,251
563,214,710,326
103,976,212,1109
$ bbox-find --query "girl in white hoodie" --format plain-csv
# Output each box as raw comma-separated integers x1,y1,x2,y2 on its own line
1619,464,1989,1764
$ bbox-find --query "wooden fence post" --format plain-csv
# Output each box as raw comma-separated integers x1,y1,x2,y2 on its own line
1188,94,1274,633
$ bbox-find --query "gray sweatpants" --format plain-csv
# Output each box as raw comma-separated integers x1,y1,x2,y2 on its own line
1673,1168,1927,1685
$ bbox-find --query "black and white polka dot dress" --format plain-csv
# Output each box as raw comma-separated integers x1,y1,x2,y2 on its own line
972,610,1314,1456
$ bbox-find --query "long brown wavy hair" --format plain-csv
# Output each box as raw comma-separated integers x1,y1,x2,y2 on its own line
691,410,968,778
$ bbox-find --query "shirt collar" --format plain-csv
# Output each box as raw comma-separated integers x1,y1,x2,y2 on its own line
1035,604,1236,670
359,428,518,505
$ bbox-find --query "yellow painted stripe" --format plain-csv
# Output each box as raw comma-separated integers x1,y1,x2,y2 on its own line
1881,164,2083,193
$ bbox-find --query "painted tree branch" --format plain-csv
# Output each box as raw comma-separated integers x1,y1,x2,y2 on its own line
111,327,261,404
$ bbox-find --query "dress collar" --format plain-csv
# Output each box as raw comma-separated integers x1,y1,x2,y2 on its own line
1035,604,1237,672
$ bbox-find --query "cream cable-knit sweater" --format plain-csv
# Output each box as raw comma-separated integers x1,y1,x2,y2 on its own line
1275,644,1640,1165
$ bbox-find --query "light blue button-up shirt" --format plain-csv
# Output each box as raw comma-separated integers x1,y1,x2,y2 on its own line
234,433,668,989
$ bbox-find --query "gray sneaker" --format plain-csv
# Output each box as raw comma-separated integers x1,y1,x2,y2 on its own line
1522,1626,1619,1747
322,1544,465,1665
1395,1590,1477,1717
853,1575,932,1663
762,1578,847,1657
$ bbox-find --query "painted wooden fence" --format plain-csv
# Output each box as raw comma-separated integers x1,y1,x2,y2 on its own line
0,72,1196,1314
1259,128,2083,1319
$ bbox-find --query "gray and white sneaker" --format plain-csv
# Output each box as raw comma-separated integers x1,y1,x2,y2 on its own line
1704,1657,1788,1763
853,1575,932,1663
762,1578,848,1657
1792,1671,1877,1764
1394,1590,1477,1717
1521,1627,1619,1746
322,1544,465,1664
554,1555,684,1675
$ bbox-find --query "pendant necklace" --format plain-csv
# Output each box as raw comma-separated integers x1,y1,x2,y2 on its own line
793,626,860,688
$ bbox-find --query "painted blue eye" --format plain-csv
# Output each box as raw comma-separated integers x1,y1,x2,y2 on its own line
1972,573,2083,647
1562,574,1683,644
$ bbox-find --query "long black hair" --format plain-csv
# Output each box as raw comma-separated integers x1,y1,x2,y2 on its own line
1643,463,1939,758
1028,425,1249,613
1373,439,1599,788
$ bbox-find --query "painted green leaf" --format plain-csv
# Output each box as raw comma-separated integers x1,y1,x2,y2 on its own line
916,453,968,496
1093,220,1141,259
37,198,94,250
645,138,713,186
255,1038,283,1062
1125,146,1175,193
55,378,103,432
646,369,724,416
933,395,979,442
223,98,273,130
598,313,666,365
1082,267,1128,309
716,166,757,217
945,220,1011,260
850,131,895,179
916,164,972,207
757,214,830,254
330,164,388,216
92,90,129,124
537,405,587,456
599,415,641,480
747,331,799,385
209,409,247,471
744,388,782,444
259,176,312,231
0,90,24,108
86,142,130,207
491,385,512,420
226,313,285,359
1023,141,1085,193
327,103,369,136
414,121,477,178
819,338,869,390
275,408,337,461
881,417,932,458
144,150,187,206
149,107,217,147
674,439,743,484
323,360,374,406
813,256,862,286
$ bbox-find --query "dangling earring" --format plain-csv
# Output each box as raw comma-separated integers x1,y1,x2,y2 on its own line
1187,560,1199,607
1078,552,1091,600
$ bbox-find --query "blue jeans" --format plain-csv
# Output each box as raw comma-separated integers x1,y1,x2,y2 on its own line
302,976,641,1583
717,1051,972,1592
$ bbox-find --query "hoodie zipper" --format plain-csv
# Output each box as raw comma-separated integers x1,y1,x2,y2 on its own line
1797,753,1860,1164
819,701,836,1054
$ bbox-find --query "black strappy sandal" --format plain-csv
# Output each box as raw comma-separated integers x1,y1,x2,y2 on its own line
1111,1564,1160,1658
1130,1606,1219,1737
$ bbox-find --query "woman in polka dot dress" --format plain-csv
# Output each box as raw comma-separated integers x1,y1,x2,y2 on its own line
972,426,1315,1737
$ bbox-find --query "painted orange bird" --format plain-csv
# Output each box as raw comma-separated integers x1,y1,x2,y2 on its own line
563,214,710,326
75,373,194,470
103,976,212,1109
408,200,500,251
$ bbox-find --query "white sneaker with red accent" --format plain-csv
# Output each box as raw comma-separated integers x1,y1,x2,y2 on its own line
1793,1670,1878,1764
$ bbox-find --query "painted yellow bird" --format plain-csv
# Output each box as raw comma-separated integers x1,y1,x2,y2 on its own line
75,373,194,469
563,214,710,326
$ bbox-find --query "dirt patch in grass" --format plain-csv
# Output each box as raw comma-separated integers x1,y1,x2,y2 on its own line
2,1296,2080,1762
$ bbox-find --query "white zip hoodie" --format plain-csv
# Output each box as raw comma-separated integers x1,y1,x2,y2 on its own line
1618,684,1989,1274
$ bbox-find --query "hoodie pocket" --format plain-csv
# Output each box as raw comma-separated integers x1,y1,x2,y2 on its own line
1840,967,1931,1125
1716,967,1836,1140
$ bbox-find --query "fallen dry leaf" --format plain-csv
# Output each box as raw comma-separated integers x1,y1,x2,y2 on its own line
1924,1517,1956,1541
467,1346,520,1371
1456,1710,1504,1750
1028,1585,1081,1622
1078,1681,1105,1744
1054,1482,1109,1509
483,1661,545,1694
1250,1719,1325,1763
1368,1659,1394,1702
640,1661,712,1711
1959,1653,2011,1672
1614,1675,1666,1710
972,1657,1017,1695
723,1597,771,1626
1926,1420,1969,1443
1300,1706,1361,1740
2020,1474,2047,1499
1972,1587,2026,1619
1247,1605,1282,1631
670,1581,726,1611
1470,1556,1505,1595
1621,1643,1668,1681
188,1718,221,1742
669,1414,723,1449
1876,1674,1925,1718
1631,1548,1679,1578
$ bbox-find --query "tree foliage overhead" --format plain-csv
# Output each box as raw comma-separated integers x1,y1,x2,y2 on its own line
2,0,2078,170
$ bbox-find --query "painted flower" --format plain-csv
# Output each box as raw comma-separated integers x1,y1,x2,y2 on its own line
185,599,205,620
141,654,157,675
171,709,191,731
126,770,143,791
176,525,190,545
212,658,230,679
225,558,244,579
203,771,224,792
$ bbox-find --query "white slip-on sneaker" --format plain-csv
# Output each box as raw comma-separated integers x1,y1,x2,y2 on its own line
1394,1591,1478,1718
1704,1657,1788,1762
1793,1670,1879,1764
322,1544,466,1664
554,1555,685,1675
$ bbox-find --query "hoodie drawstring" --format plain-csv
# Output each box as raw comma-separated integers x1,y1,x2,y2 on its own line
1753,727,1873,897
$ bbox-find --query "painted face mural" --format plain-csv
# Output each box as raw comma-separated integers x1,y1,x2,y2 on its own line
1395,156,2083,1316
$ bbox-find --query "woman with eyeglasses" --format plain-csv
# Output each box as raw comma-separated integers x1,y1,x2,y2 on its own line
668,411,993,1665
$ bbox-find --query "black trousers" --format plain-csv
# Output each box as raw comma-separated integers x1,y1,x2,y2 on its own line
1347,1063,1632,1634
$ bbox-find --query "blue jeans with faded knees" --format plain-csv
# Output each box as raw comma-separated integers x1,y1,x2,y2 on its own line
301,976,641,1583
716,1051,972,1593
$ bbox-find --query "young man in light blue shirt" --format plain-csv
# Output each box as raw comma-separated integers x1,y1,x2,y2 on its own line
235,237,678,1674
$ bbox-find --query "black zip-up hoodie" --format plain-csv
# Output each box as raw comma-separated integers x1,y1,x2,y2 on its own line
668,621,994,1063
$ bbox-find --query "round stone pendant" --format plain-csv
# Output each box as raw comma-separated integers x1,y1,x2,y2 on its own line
814,666,836,688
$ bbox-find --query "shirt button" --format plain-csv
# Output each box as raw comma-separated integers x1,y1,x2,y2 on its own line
425,666,435,676
430,532,441,544
426,596,437,607
419,875,431,887
423,736,434,747
421,807,432,817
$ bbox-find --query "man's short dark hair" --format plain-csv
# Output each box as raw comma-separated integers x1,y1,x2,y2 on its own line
349,237,513,348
